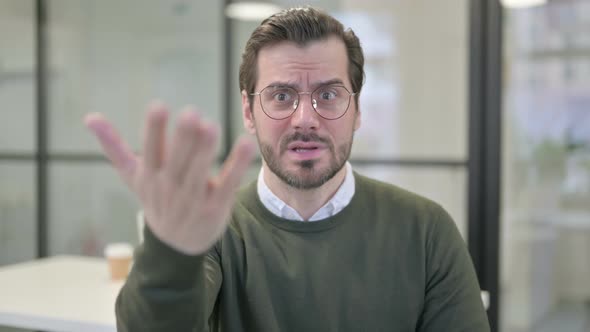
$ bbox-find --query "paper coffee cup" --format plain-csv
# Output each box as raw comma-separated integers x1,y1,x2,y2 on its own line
104,242,134,281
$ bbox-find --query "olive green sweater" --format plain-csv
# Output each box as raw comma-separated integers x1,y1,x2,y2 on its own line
116,173,490,331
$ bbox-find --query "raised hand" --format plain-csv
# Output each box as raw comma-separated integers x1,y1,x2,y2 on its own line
84,101,256,255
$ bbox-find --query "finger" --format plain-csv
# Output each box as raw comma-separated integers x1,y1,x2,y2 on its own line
165,109,201,183
182,121,220,199
143,101,168,172
84,113,138,183
211,136,256,204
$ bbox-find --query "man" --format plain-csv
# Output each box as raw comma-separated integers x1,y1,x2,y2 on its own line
86,6,490,332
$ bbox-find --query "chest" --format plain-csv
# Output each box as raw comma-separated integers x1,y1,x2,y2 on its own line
218,228,426,330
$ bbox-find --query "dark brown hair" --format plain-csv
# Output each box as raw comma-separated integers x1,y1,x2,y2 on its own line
239,6,365,108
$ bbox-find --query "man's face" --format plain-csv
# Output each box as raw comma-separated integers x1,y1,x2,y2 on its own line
242,36,361,190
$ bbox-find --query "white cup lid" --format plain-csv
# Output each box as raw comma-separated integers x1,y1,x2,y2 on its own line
104,242,134,258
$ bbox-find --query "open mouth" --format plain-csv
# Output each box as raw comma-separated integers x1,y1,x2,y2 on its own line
287,141,323,150
285,141,325,159
292,147,319,152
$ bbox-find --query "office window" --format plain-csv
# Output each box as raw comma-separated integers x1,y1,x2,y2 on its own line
0,164,36,265
46,0,225,154
0,0,35,152
48,163,137,256
45,0,225,255
501,1,590,330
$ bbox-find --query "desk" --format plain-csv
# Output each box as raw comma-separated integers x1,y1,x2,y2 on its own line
0,255,121,332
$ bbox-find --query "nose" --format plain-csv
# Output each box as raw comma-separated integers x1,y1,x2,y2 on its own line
290,94,320,130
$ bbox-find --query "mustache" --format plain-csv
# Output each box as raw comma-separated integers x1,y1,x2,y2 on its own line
280,132,332,152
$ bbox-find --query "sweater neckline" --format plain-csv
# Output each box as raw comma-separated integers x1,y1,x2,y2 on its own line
238,172,366,233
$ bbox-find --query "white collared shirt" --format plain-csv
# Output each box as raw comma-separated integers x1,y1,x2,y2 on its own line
257,162,355,221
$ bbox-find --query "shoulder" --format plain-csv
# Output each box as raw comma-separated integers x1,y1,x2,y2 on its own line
355,172,467,260
354,172,450,222
352,172,462,246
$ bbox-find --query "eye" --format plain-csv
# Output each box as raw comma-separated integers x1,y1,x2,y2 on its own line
274,92,291,102
267,88,295,103
317,87,339,101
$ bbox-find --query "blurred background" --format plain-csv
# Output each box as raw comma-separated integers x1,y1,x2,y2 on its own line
0,0,588,331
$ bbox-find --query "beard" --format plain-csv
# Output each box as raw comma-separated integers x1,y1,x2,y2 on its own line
258,131,353,190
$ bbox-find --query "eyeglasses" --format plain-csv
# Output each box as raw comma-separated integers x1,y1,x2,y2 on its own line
250,85,356,120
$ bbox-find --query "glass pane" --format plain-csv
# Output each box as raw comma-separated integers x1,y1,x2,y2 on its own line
501,1,590,331
353,165,468,239
0,0,35,152
229,0,468,160
0,163,36,266
46,1,224,154
230,17,261,158
48,163,138,256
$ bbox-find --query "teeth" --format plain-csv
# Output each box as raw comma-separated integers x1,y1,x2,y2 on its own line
295,148,313,152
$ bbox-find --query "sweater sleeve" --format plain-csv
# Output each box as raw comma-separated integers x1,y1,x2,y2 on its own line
416,206,491,332
115,225,222,332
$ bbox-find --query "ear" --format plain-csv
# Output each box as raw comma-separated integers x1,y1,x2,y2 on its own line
354,109,361,131
242,90,256,135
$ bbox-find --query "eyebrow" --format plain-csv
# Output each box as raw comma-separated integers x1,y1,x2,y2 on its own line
265,78,345,90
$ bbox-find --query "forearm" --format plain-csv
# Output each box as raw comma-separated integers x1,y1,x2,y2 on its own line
116,226,220,332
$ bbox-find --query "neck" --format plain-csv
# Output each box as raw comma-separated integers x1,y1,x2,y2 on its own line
263,163,348,221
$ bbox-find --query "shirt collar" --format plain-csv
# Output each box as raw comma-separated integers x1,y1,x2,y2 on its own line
257,162,355,222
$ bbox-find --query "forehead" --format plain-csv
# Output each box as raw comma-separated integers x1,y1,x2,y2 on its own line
256,36,349,89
